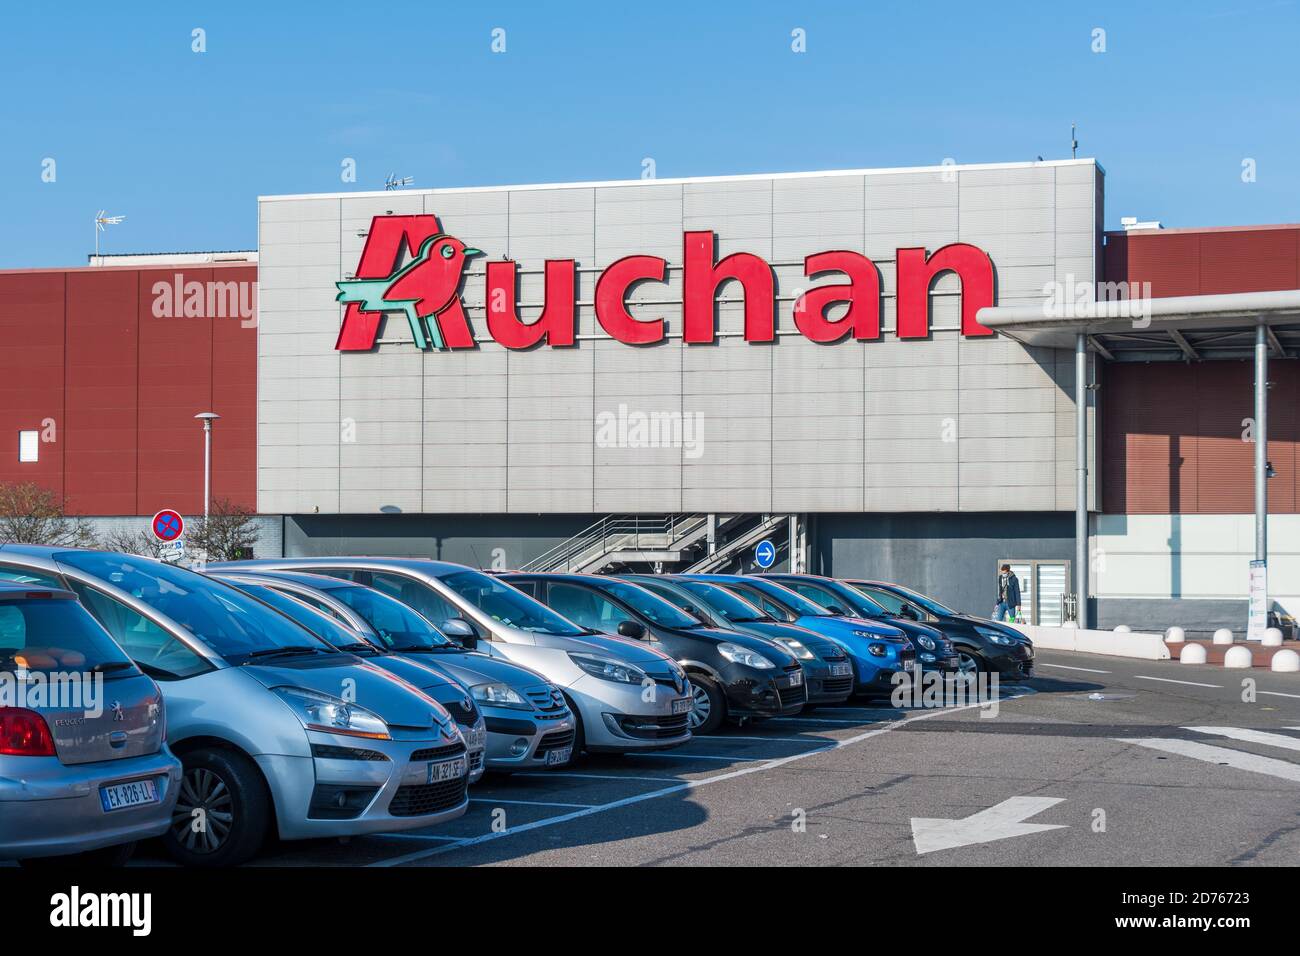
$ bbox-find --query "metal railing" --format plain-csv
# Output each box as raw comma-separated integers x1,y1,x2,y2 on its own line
520,514,708,573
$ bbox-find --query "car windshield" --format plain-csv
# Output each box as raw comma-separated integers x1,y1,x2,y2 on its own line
55,551,337,664
735,578,834,617
673,580,769,623
325,584,456,651
875,583,956,616
591,579,702,629
227,581,373,651
0,595,138,675
439,570,589,636
802,580,886,617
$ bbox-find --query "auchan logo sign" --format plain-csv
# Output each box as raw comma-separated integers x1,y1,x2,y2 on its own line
335,214,996,351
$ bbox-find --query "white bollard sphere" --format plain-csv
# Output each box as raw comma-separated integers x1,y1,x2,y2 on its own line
1223,645,1253,669
1271,649,1300,673
1114,624,1131,633
1263,628,1284,647
1165,626,1185,644
1180,643,1208,664
1212,628,1234,645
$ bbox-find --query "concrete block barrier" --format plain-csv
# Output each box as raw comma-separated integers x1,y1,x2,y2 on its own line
1213,628,1235,645
1007,623,1171,660
1273,649,1300,673
1180,643,1209,664
1165,626,1185,644
1263,628,1284,647
1223,645,1253,668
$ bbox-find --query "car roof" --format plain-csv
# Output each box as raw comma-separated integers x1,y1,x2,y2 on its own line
211,568,352,591
215,557,479,576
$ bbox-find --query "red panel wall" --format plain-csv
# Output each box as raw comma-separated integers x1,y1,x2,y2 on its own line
0,273,65,495
0,264,257,516
1104,225,1300,297
1102,225,1300,514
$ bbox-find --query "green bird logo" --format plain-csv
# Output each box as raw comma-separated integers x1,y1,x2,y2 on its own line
335,234,481,349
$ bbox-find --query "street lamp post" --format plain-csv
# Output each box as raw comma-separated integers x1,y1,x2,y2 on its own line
194,413,220,519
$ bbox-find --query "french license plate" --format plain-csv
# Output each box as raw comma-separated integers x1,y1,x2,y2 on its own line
787,670,804,687
99,779,158,813
427,756,467,784
672,697,693,715
830,663,852,677
545,747,572,766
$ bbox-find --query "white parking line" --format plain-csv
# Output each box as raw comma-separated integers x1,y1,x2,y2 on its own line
514,771,678,783
1186,727,1300,752
771,715,897,725
693,735,838,744
1134,675,1223,689
370,691,1028,867
470,797,596,809
1119,737,1300,783
374,833,467,843
1037,662,1111,674
1263,691,1300,700
632,750,832,762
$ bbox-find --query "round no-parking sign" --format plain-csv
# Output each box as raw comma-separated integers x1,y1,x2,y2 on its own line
151,509,185,542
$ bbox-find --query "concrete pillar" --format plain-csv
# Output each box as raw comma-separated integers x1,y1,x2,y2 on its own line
1075,334,1089,629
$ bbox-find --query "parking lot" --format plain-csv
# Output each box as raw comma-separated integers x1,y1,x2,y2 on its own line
115,647,1300,868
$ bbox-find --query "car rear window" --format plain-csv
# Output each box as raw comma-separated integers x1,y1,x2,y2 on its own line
0,597,136,675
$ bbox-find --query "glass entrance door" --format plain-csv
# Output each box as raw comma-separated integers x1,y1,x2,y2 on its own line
998,560,1070,627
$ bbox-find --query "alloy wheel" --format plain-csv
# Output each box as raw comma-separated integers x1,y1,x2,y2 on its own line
171,766,235,855
687,680,712,730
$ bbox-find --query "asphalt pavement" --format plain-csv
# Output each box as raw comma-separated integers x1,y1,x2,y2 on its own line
130,648,1300,867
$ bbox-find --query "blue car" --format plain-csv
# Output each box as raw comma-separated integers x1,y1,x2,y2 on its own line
676,574,915,697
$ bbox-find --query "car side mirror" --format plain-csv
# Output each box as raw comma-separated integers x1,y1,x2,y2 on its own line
899,605,919,621
617,620,648,640
442,617,478,649
824,605,847,616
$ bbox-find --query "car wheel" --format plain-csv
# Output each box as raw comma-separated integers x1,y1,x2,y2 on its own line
18,842,135,868
166,747,270,867
957,649,985,682
562,693,586,759
686,674,726,735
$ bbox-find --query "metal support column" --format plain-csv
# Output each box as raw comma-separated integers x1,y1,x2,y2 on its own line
1075,334,1089,629
1255,323,1268,563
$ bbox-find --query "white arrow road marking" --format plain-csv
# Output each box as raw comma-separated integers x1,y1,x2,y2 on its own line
1186,727,1300,753
910,796,1067,855
1120,738,1300,783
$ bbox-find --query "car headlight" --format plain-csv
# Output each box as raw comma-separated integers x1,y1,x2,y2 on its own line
915,635,936,651
568,652,648,685
471,682,531,710
273,686,391,740
867,643,889,658
774,638,815,660
975,627,1017,645
717,642,775,669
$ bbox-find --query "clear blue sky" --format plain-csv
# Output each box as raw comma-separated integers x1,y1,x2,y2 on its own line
3,0,1297,267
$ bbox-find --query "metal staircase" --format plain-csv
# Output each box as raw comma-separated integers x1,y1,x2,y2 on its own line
519,512,794,575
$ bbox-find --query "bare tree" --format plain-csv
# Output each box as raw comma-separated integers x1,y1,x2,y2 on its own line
188,498,259,561
0,481,96,547
98,524,166,558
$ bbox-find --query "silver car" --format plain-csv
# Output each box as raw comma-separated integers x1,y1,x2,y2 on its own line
0,546,472,866
209,570,578,772
0,583,181,865
215,559,695,754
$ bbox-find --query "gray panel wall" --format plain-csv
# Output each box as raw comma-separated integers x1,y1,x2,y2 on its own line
257,161,1101,515
812,512,1076,620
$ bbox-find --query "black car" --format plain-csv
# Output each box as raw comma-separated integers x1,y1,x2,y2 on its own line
500,572,807,734
843,579,1035,680
621,574,855,707
759,574,961,675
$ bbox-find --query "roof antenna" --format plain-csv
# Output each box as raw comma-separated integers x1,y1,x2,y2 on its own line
467,543,485,571
1071,123,1079,159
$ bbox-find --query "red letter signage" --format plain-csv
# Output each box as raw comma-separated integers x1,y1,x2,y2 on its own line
682,231,775,344
595,255,668,345
792,251,881,343
485,259,577,349
895,243,995,339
